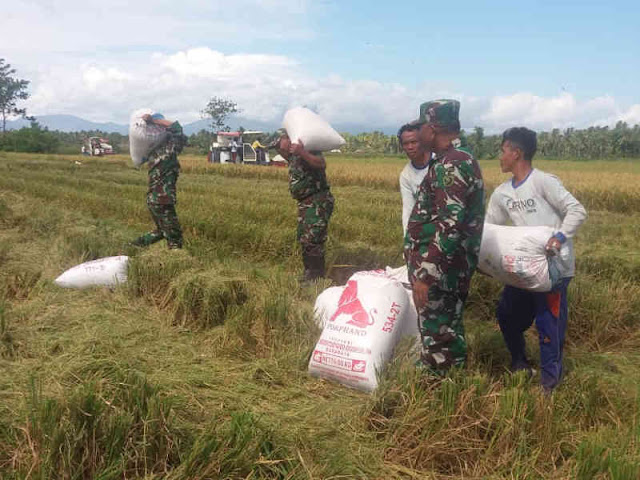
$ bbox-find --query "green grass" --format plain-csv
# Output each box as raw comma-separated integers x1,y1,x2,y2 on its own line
0,151,639,479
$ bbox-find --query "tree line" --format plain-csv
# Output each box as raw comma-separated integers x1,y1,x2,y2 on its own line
2,120,640,160
337,123,640,159
461,124,640,159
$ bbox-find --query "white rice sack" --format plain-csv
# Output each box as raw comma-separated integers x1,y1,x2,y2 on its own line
384,265,419,338
55,256,129,289
479,224,566,292
402,286,420,339
309,270,413,392
282,107,346,152
384,264,410,285
129,108,168,167
313,286,346,328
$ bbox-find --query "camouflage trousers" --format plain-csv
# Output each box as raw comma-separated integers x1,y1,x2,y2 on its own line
134,201,183,249
297,191,334,257
417,286,468,374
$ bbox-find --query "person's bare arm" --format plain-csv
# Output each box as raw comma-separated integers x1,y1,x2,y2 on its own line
142,113,173,128
290,141,326,169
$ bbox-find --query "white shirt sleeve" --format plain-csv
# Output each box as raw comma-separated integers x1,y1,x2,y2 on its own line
485,189,509,225
541,174,587,239
400,168,415,234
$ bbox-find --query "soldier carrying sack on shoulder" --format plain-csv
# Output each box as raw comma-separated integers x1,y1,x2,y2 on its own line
271,131,334,282
131,113,187,250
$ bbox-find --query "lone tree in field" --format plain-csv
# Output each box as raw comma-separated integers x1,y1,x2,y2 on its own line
0,59,32,133
201,96,240,132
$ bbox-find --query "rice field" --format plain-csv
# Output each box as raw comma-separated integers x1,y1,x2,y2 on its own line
0,151,639,479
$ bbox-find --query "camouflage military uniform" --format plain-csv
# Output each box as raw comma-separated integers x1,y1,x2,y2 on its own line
404,128,485,373
133,121,187,249
288,152,334,275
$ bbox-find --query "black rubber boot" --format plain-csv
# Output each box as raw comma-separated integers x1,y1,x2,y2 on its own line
300,253,313,283
303,254,325,282
130,230,164,247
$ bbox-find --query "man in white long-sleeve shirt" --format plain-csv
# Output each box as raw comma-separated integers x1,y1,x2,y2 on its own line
398,122,432,234
486,127,587,391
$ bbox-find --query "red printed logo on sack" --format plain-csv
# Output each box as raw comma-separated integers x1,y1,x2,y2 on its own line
351,360,366,372
312,350,368,373
330,280,377,329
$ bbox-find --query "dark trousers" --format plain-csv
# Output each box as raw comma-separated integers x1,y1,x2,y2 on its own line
296,192,334,257
417,286,468,372
133,203,183,249
497,278,571,390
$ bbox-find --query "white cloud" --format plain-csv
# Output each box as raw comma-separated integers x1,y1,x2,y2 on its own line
2,0,315,61
482,93,578,128
23,50,448,129
18,47,640,132
83,67,132,91
479,92,639,132
159,48,296,79
616,104,640,125
7,1,638,133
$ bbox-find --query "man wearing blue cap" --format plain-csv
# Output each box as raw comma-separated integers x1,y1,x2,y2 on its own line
131,113,187,249
404,100,486,373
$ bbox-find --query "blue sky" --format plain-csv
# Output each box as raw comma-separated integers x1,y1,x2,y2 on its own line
241,0,639,99
3,0,639,132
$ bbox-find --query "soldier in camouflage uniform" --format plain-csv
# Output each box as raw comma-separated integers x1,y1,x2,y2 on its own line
272,133,334,281
404,100,486,374
131,113,187,249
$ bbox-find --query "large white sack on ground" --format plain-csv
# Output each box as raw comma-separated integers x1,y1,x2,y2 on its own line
383,265,419,337
384,265,410,285
314,267,419,337
129,108,168,167
282,107,346,152
479,223,565,292
55,256,129,289
313,286,346,328
309,270,415,392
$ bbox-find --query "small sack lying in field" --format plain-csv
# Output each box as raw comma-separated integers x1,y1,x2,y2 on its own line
282,107,346,152
310,269,417,392
129,108,169,167
55,256,129,289
479,223,564,292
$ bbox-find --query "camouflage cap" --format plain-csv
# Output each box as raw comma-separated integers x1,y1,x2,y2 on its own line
415,99,460,127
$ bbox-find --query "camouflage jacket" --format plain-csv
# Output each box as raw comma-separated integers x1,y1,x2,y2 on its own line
288,152,331,201
404,145,485,294
147,122,186,205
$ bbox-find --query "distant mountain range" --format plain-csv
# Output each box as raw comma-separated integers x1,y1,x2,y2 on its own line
6,115,130,134
5,114,397,136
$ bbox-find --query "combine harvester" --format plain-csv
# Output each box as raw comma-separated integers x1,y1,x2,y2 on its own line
82,136,115,156
208,131,271,165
